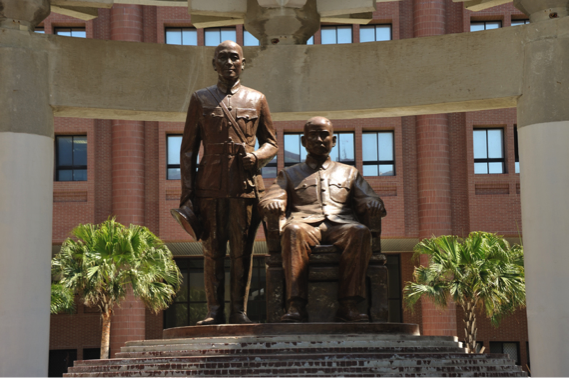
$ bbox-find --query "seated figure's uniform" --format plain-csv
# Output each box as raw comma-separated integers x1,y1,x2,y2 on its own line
259,155,386,303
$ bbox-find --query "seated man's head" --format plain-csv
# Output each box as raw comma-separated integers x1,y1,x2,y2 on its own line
301,116,337,158
213,40,245,83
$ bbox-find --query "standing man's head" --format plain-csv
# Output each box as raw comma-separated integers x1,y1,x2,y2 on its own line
213,40,245,84
302,116,336,158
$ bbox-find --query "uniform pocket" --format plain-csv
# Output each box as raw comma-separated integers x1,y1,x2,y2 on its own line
203,107,224,118
329,182,351,203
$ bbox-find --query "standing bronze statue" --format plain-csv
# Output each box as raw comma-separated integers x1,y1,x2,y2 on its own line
259,117,386,322
172,41,278,325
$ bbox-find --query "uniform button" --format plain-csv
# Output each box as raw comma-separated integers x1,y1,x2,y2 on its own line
228,106,233,111
303,184,307,188
323,203,327,206
245,115,250,119
321,188,326,192
210,113,215,116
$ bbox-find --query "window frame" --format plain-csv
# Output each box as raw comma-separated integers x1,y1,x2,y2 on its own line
362,131,396,176
514,126,520,174
243,30,260,46
359,24,392,42
470,20,502,32
204,27,237,46
490,341,521,365
283,131,356,167
166,134,183,180
320,25,353,44
55,135,88,182
473,127,506,175
165,27,198,46
511,19,530,26
54,27,86,38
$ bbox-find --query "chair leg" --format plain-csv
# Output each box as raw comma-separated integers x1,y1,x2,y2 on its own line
266,266,286,323
367,265,389,322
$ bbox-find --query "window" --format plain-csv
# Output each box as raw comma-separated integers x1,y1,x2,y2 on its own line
167,135,182,180
490,342,520,365
205,27,237,46
54,27,86,38
473,128,505,174
321,25,352,44
35,27,45,34
360,24,391,42
284,132,355,167
362,131,395,176
254,138,278,178
511,19,529,26
165,27,197,45
56,136,87,181
82,348,101,360
470,21,501,32
163,257,266,327
514,126,520,173
244,30,259,46
307,35,314,45
387,254,402,323
48,349,77,377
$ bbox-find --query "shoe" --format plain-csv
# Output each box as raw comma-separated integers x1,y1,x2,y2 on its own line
335,300,369,323
280,299,308,323
196,312,225,325
229,312,253,324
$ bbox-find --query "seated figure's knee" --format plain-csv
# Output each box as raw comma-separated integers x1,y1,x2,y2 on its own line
350,223,371,238
282,223,305,238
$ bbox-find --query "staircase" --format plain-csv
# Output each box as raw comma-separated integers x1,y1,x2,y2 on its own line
64,331,527,377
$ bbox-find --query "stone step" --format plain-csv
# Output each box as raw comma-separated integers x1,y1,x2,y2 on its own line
115,345,466,359
124,334,459,347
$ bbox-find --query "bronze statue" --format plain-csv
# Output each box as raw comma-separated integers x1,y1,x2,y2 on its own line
172,41,278,325
259,117,386,322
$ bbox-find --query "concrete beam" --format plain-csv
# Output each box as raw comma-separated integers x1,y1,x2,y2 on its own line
453,0,512,12
51,0,113,8
321,12,374,25
316,0,376,17
190,15,245,28
115,0,187,6
51,5,99,20
6,20,563,122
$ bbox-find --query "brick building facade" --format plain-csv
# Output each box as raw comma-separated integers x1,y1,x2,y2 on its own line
45,1,530,375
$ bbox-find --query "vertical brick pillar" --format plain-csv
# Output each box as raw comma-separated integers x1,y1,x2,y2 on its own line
109,4,146,357
413,0,457,337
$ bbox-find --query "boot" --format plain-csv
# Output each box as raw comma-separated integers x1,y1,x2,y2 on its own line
196,308,226,325
335,298,369,322
229,254,254,324
280,298,308,323
229,312,253,324
198,253,226,326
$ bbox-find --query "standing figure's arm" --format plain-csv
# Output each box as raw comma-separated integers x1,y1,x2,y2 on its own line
252,95,279,170
180,93,202,208
259,170,288,216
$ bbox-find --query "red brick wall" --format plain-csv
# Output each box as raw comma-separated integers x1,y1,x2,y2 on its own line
47,0,528,358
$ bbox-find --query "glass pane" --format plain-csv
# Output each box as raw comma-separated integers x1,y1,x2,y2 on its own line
73,169,87,181
205,29,220,46
338,133,354,162
166,29,181,45
503,343,519,364
72,30,86,38
329,135,339,162
337,26,352,44
360,26,375,43
474,162,488,174
56,29,72,36
511,20,525,26
57,137,73,166
73,136,87,166
168,168,181,180
321,27,336,44
363,165,378,176
35,29,45,34
488,162,504,174
306,35,314,45
379,164,394,176
300,144,307,161
168,136,182,165
487,129,503,158
284,134,301,163
470,23,485,32
176,272,189,302
473,130,488,159
244,31,259,46
220,28,236,43
490,342,503,354
189,271,206,302
378,132,393,161
185,303,207,326
486,21,501,29
58,170,73,181
362,133,378,162
376,25,391,41
182,29,197,46
261,166,277,178
515,162,520,174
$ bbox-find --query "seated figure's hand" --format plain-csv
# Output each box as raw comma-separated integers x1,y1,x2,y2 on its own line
242,153,257,170
265,201,284,215
366,200,385,216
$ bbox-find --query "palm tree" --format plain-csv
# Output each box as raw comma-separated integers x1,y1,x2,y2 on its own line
51,218,182,359
403,232,526,354
50,283,76,314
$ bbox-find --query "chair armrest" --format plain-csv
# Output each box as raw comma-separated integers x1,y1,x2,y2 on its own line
263,211,285,255
359,211,382,254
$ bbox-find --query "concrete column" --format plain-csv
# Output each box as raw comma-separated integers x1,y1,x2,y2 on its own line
413,0,457,337
514,1,569,375
109,4,147,357
0,1,52,376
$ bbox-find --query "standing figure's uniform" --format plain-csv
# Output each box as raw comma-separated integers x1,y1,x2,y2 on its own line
180,80,278,322
259,155,386,302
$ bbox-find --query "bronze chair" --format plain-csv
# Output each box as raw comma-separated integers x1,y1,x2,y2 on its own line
263,211,389,323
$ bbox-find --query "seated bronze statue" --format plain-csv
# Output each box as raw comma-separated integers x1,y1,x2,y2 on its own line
259,116,387,322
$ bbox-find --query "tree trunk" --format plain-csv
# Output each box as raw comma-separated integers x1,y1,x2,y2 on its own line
100,309,112,359
462,299,478,353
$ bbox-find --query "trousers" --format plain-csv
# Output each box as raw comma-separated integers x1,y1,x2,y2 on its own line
199,198,261,316
281,220,372,301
